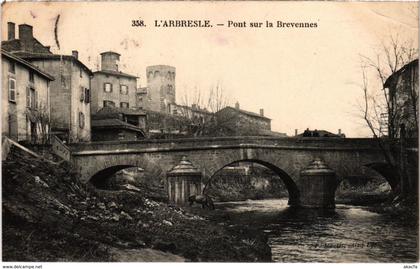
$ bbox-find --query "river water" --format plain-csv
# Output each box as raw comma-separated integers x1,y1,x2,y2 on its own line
215,199,418,262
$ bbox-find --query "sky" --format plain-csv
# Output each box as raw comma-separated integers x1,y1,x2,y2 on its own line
2,1,418,137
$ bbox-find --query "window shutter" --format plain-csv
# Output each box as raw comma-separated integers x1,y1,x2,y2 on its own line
35,91,38,109
85,88,90,103
110,84,113,92
8,79,16,102
26,87,30,107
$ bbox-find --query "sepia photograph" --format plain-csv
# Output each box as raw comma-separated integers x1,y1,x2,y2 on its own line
1,1,419,266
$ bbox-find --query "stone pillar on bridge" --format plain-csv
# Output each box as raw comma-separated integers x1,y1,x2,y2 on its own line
299,158,338,208
166,156,203,204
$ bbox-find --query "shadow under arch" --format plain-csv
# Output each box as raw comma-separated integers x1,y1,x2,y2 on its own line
90,165,137,189
206,159,300,207
363,162,399,193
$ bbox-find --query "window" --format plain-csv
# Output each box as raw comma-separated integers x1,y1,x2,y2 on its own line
8,78,16,102
103,100,115,108
26,87,36,109
79,67,83,78
120,85,128,95
104,83,112,93
80,86,85,102
79,112,85,129
84,88,90,103
29,71,34,83
9,62,15,74
167,85,173,95
120,102,129,108
61,75,66,88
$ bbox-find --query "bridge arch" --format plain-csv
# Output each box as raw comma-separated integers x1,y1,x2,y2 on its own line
363,162,399,192
77,154,175,186
205,159,300,206
90,165,138,188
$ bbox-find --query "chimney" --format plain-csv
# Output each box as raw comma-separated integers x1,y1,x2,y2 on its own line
72,50,79,59
18,24,33,41
259,109,264,117
235,102,240,110
338,129,341,135
7,22,15,40
295,129,298,136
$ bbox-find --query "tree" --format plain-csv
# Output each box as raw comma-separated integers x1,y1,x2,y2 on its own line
179,82,233,137
25,102,51,144
360,35,418,138
359,35,418,198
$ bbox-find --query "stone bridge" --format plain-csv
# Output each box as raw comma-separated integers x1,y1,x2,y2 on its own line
67,136,407,207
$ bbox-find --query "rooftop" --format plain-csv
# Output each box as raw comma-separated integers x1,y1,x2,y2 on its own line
100,51,121,56
218,106,271,120
384,58,419,88
1,49,54,81
91,118,145,134
295,129,345,138
12,51,93,76
1,38,52,55
93,69,138,79
94,106,146,117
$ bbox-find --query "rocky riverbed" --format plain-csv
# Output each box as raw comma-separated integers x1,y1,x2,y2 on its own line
2,146,271,262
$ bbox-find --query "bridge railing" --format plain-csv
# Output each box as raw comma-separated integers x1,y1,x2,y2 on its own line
67,136,406,153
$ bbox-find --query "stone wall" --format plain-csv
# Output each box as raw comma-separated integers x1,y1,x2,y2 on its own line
2,57,50,142
216,108,271,136
30,58,91,142
91,73,137,113
91,128,141,142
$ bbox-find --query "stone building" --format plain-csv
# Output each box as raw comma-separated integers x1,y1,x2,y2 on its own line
136,86,148,110
215,102,273,136
1,49,54,143
168,103,212,120
384,59,419,138
91,51,138,113
144,65,176,113
2,22,93,142
146,110,190,139
91,106,146,141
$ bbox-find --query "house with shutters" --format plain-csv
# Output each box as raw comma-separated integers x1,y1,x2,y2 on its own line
1,49,54,143
91,51,138,113
2,22,93,142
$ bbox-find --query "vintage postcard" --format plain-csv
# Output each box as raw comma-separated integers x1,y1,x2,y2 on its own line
1,1,418,266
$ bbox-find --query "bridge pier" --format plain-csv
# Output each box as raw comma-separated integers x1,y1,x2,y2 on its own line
299,158,338,208
166,157,203,204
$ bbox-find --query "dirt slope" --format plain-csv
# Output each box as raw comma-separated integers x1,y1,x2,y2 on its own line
2,146,271,262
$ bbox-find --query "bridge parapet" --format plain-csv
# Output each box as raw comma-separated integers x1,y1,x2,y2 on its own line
69,136,390,155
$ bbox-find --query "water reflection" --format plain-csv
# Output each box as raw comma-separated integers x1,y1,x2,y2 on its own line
216,199,418,262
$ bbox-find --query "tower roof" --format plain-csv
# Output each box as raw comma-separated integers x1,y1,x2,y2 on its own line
100,51,121,56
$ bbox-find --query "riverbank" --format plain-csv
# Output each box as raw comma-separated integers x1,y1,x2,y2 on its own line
2,145,271,262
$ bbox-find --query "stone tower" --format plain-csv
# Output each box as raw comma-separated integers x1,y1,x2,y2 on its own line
146,65,176,113
100,51,120,71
